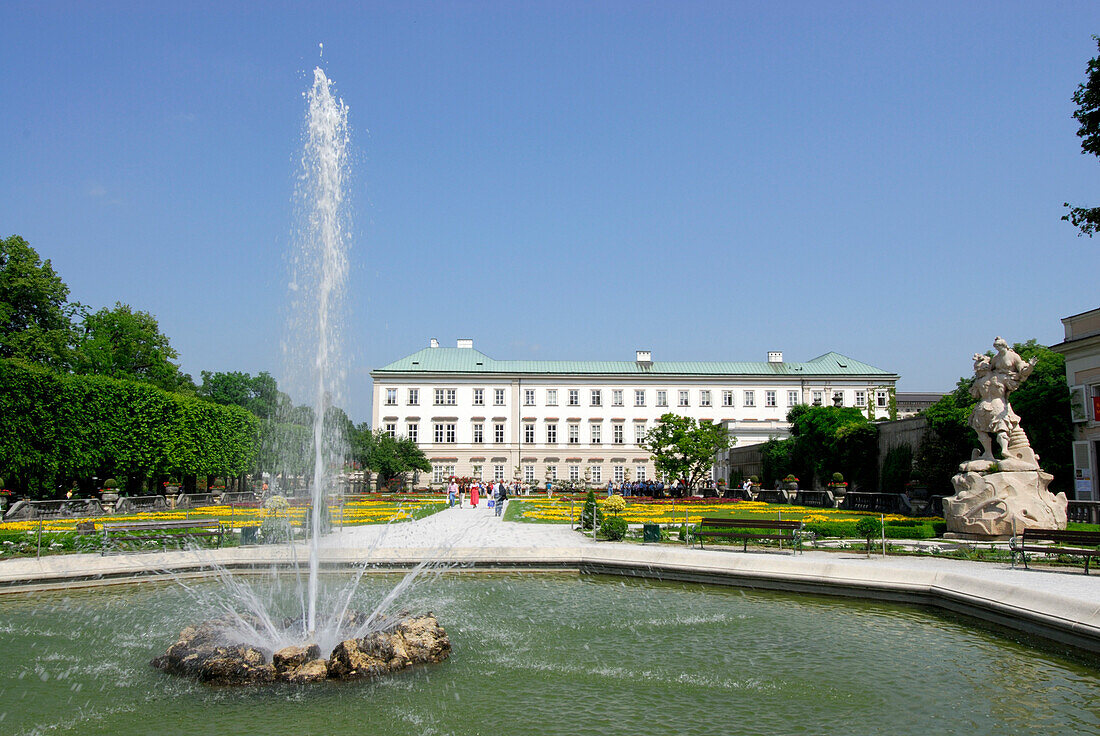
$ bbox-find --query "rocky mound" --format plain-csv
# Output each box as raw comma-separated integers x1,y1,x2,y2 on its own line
151,613,450,685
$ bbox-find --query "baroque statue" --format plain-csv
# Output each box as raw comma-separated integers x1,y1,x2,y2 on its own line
943,337,1067,538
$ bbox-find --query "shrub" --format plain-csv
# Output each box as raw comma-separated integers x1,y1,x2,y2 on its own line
749,476,759,484
604,495,626,515
602,516,628,541
579,490,603,530
102,478,118,489
831,472,845,483
855,516,882,541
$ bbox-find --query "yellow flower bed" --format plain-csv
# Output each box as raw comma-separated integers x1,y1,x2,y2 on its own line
0,497,444,532
513,497,940,525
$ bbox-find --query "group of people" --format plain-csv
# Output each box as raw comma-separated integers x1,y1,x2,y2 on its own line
447,478,509,517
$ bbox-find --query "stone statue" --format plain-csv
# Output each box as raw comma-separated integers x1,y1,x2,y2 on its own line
943,337,1067,538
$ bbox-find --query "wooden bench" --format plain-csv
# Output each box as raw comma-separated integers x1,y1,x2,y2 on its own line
693,517,803,554
102,519,224,554
1010,528,1100,574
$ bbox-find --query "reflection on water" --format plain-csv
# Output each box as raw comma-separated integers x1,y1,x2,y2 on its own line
0,574,1097,736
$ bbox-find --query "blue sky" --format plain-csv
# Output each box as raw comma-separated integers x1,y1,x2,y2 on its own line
2,1,1098,422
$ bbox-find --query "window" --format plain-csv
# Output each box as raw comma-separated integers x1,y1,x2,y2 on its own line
855,390,867,407
434,388,456,405
700,390,711,407
877,390,888,408
434,423,445,443
590,424,602,444
384,423,396,437
635,389,645,407
524,465,535,483
765,390,777,408
406,423,418,443
812,390,823,406
614,465,625,483
678,390,689,407
494,423,505,443
612,389,623,407
569,465,580,482
434,423,455,443
493,465,505,481
636,465,647,482
744,390,755,407
494,388,506,406
591,389,602,407
546,423,558,444
591,465,602,483
657,390,668,407
473,423,484,444
546,465,557,481
634,422,647,445
524,423,535,443
546,389,558,406
568,424,579,444
568,389,579,406
408,388,419,405
472,464,483,480
384,388,397,406
433,464,452,484
612,423,624,444
722,390,734,407
833,390,844,406
788,390,799,407
524,389,536,406
473,388,484,406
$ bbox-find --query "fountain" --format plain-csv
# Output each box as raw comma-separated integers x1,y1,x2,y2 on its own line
150,66,450,685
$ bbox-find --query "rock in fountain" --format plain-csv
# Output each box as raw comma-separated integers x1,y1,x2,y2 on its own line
943,337,1068,538
151,613,450,686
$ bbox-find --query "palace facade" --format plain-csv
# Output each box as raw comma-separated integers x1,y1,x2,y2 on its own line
370,339,899,487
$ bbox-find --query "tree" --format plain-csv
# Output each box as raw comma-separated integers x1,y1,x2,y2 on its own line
0,235,79,370
785,405,879,490
642,413,731,489
1064,35,1100,236
350,425,430,489
74,302,193,392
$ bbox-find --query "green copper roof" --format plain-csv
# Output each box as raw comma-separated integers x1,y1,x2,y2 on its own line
372,348,896,377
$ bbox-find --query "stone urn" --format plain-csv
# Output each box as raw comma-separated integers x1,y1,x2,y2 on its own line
781,478,799,492
828,483,848,501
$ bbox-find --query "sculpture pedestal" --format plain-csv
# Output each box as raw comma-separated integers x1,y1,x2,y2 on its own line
944,470,1067,538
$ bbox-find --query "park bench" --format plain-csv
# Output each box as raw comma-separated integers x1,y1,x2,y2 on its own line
694,517,803,554
1010,528,1100,574
102,519,224,554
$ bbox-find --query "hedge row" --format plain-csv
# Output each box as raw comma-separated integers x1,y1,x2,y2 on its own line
0,359,259,495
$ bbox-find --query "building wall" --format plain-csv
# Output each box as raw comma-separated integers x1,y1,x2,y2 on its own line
1053,307,1100,501
371,367,896,487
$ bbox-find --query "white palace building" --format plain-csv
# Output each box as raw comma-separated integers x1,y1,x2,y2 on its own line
370,339,900,487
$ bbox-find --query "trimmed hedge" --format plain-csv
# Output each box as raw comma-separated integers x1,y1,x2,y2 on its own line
0,359,259,496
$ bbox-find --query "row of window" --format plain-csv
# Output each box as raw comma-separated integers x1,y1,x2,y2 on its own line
431,463,648,485
385,386,890,408
385,421,649,445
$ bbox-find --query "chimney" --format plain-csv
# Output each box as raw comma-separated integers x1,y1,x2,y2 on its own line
636,350,652,365
768,351,783,364
429,338,440,348
457,339,473,349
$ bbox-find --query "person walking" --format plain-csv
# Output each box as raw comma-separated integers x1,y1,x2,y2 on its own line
471,480,480,508
447,479,457,508
495,481,507,517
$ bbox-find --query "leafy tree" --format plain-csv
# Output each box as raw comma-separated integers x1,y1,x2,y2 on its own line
0,235,79,370
1064,35,1100,236
785,405,878,490
199,370,288,419
642,413,731,489
760,436,793,489
350,425,430,488
74,302,193,392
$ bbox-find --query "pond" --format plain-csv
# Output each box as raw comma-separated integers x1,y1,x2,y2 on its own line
1,573,1097,736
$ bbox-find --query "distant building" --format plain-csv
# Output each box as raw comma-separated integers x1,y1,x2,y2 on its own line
371,339,898,486
1051,307,1100,501
895,392,944,418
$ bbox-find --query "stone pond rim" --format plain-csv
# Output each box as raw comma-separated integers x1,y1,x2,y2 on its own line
151,613,451,685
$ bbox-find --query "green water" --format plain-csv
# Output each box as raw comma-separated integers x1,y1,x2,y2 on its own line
0,573,1097,736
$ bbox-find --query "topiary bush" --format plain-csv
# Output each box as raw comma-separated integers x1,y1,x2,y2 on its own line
604,495,626,515
579,490,603,530
602,516,628,541
831,472,845,483
102,478,118,489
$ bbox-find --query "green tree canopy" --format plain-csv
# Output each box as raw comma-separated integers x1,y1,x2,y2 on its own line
1064,35,1100,236
74,302,193,392
784,405,878,490
0,235,79,370
642,413,731,489
199,370,288,419
350,424,431,487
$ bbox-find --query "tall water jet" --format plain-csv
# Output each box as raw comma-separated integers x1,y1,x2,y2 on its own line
289,67,350,634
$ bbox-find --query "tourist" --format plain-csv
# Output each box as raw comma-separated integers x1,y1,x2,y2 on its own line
447,479,458,508
495,481,507,517
471,481,480,508
606,479,614,498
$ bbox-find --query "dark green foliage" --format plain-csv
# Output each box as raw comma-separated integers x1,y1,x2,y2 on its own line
880,445,914,494
771,406,879,490
0,359,259,496
830,472,844,483
642,413,731,489
601,516,628,541
1064,36,1100,236
0,235,79,370
580,490,603,530
760,437,792,488
855,516,882,543
350,424,431,487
